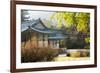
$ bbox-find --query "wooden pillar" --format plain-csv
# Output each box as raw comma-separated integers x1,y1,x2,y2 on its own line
44,34,48,48
53,40,56,48
42,34,44,48
49,40,53,48
36,33,39,48
57,40,59,48
38,34,43,48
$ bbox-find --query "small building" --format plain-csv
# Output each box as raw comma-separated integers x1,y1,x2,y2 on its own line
21,18,67,49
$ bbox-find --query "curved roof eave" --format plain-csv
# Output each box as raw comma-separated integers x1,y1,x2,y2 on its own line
48,37,67,40
31,27,57,34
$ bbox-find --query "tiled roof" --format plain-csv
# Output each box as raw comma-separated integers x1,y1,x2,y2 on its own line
21,18,67,39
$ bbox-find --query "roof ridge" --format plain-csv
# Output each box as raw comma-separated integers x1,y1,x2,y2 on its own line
31,18,48,29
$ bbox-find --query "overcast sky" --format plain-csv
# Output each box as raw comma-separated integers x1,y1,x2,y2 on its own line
28,10,55,20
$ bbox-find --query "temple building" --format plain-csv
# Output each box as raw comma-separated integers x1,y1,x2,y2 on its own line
21,18,67,49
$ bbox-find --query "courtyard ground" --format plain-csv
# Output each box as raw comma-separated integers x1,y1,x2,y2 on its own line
54,56,90,61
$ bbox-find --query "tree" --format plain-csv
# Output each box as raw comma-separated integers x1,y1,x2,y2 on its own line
21,10,30,23
50,12,90,49
50,12,90,33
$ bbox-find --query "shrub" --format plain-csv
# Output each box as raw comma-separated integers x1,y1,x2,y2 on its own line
21,48,59,63
58,48,66,54
66,50,90,57
69,51,81,57
81,51,90,57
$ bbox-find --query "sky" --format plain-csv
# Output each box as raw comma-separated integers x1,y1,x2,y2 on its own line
25,10,58,26
27,10,55,20
22,10,90,28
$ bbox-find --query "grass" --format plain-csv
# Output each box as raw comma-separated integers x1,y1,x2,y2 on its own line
54,56,90,61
